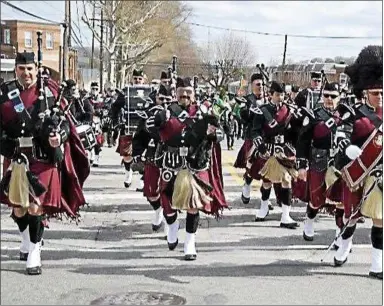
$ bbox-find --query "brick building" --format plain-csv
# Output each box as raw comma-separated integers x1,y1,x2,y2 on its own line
0,19,78,82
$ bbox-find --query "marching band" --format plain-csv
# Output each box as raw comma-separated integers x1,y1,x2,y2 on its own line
0,35,382,281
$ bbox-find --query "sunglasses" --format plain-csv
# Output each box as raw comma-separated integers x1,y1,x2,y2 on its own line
254,83,262,87
323,94,338,99
159,96,172,102
368,91,383,96
312,79,321,82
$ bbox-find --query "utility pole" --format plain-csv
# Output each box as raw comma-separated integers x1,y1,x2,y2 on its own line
68,0,72,48
90,2,95,79
99,3,104,92
62,0,70,81
282,34,288,69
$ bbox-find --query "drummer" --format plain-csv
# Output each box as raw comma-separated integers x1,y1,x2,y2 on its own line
65,79,94,124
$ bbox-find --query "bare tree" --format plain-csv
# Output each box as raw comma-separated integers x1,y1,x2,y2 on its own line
81,1,191,87
199,32,257,89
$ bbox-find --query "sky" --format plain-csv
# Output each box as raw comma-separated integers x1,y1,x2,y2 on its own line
1,0,382,64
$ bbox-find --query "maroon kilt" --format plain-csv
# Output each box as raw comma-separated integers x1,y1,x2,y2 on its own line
234,139,253,169
143,162,160,199
116,134,132,157
209,143,227,216
341,180,363,220
247,155,268,181
292,179,309,202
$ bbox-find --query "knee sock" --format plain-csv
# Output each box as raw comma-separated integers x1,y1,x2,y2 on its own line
306,205,319,219
149,199,161,211
123,161,131,171
280,188,292,206
164,212,178,225
28,215,44,244
12,212,29,232
335,208,344,230
342,224,356,240
186,212,200,234
245,175,253,185
260,186,271,201
371,226,383,250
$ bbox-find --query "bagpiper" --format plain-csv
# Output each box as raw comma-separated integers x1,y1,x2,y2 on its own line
296,82,345,242
247,81,299,228
234,73,265,201
132,84,173,231
154,77,227,260
333,45,382,279
0,50,89,275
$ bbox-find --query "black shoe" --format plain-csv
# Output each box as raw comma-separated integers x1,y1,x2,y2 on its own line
303,231,314,241
241,194,250,204
168,239,178,251
280,222,299,229
357,217,365,224
152,223,162,232
92,163,99,167
184,254,197,261
124,182,131,188
268,204,274,211
369,271,383,279
334,257,347,267
26,266,42,275
255,211,269,222
19,252,28,261
136,187,144,192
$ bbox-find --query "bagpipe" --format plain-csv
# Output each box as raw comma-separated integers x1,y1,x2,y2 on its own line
36,31,67,163
168,55,178,100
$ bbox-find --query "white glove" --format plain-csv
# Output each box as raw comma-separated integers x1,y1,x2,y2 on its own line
345,145,362,160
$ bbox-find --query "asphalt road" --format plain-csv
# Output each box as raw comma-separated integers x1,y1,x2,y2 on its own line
1,139,382,305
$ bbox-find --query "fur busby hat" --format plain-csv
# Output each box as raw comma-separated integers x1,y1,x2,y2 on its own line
15,52,35,65
269,81,284,93
323,82,340,94
176,77,193,89
90,81,99,88
133,69,144,77
344,45,383,91
160,71,168,80
251,73,263,83
158,84,172,96
310,72,321,79
65,79,76,88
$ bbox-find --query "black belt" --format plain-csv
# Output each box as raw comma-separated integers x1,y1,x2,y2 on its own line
12,137,51,163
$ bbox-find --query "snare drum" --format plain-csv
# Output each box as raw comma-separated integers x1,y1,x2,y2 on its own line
76,124,97,150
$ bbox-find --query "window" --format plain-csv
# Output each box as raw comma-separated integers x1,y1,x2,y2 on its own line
24,31,32,48
46,32,53,49
3,29,10,44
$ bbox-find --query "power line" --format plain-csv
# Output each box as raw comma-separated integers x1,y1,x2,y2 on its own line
1,0,61,25
186,21,382,40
